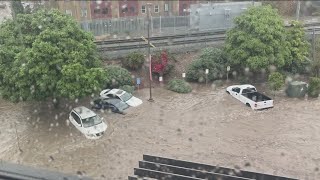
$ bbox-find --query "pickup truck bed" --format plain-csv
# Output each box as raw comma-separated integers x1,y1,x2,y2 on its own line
242,92,271,102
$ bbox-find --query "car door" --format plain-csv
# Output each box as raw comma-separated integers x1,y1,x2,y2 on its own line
231,87,241,100
69,112,83,131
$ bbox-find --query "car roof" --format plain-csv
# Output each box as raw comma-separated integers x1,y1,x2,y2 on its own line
109,89,126,95
72,106,96,119
233,84,255,88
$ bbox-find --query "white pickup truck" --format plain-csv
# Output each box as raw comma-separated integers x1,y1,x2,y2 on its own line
226,84,273,110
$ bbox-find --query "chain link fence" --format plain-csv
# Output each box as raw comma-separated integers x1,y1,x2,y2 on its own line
80,15,190,38
79,2,259,39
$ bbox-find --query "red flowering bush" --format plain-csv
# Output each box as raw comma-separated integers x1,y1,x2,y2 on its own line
151,50,174,76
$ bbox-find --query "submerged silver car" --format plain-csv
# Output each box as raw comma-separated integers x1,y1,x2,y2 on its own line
92,97,129,114
69,106,107,139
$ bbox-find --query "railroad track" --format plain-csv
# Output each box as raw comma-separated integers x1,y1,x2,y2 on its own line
99,36,226,51
96,22,320,52
94,29,226,45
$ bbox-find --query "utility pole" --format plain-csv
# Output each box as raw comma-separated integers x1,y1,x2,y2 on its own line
296,0,301,21
313,27,316,62
147,3,154,102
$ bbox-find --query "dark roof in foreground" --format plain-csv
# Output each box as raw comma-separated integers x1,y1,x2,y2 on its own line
129,154,298,180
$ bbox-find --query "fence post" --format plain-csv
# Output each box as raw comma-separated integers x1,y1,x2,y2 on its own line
160,16,162,34
151,16,154,35
174,16,176,34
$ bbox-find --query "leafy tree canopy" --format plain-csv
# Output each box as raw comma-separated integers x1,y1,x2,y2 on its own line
11,0,24,18
225,5,290,71
268,72,284,92
104,66,133,89
0,9,105,102
285,21,310,73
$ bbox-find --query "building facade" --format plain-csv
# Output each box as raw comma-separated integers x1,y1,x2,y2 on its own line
54,0,205,21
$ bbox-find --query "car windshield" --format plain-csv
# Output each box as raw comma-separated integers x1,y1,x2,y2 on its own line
82,115,102,128
120,92,133,102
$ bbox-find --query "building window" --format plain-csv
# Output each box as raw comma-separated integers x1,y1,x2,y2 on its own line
141,5,146,14
154,5,159,13
224,9,230,19
130,6,135,13
94,8,101,14
122,7,128,14
102,8,109,14
65,9,72,16
182,4,187,10
164,3,169,12
81,9,87,17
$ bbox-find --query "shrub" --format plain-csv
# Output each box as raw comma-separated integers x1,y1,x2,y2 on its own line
268,72,284,92
186,48,227,83
119,85,135,94
122,51,145,70
238,76,250,84
104,66,133,88
308,77,320,98
167,79,192,93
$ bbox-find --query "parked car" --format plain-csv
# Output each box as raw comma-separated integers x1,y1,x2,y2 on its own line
100,89,142,107
226,84,273,110
69,106,107,139
92,97,129,114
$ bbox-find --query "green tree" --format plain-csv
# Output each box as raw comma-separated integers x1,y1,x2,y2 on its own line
104,66,133,88
11,0,24,18
186,48,227,82
0,9,105,102
312,36,320,77
225,5,290,71
285,21,310,73
268,72,284,96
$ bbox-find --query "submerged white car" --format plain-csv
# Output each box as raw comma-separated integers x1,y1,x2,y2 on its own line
69,106,107,139
226,84,273,110
100,89,142,107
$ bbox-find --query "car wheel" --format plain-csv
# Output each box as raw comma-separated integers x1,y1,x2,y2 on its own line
226,90,230,94
246,103,251,108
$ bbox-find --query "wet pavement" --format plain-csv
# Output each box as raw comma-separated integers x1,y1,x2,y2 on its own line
0,86,320,179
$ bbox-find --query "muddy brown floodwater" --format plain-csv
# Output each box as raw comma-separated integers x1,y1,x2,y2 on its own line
0,85,320,180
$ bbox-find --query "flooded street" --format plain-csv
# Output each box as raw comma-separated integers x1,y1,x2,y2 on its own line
1,85,320,179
